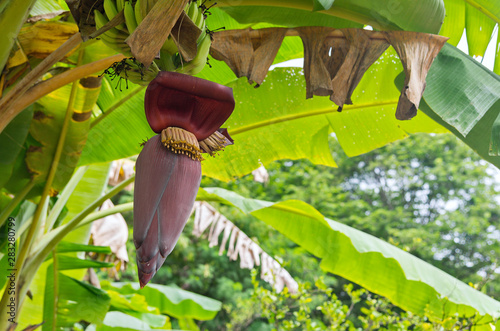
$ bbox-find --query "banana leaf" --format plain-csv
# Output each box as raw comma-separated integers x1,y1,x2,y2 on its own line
215,0,445,33
198,187,500,327
104,281,222,321
88,311,156,330
26,77,101,194
43,266,110,330
17,163,111,328
0,106,33,188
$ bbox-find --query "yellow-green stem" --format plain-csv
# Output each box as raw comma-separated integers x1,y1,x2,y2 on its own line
0,180,34,228
52,250,58,331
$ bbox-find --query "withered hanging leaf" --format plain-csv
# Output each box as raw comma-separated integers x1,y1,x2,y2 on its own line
91,199,129,267
248,28,287,86
296,26,334,98
7,21,79,69
321,31,349,84
211,28,287,86
209,27,447,120
385,31,448,120
210,29,253,80
193,202,299,293
330,29,389,110
127,0,189,66
171,11,202,63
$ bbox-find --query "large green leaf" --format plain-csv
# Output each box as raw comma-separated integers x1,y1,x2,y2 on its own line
29,0,68,16
219,6,362,29
439,0,464,45
0,106,32,187
198,187,500,326
26,78,101,192
465,2,497,57
59,163,110,245
105,290,170,328
202,51,445,181
90,311,154,331
78,77,150,167
104,282,222,321
423,44,500,151
17,163,111,328
215,0,445,33
439,0,499,68
43,267,110,329
0,0,37,73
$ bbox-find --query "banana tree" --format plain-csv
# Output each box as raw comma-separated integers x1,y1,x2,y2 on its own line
1,0,500,329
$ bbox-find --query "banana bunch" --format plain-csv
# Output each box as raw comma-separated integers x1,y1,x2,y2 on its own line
168,31,211,75
94,0,132,56
165,1,211,75
104,58,160,87
160,1,207,56
96,0,211,78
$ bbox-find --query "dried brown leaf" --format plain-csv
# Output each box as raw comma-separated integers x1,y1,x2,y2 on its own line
209,27,446,119
210,28,287,86
385,31,448,120
321,32,349,84
296,26,334,98
193,202,298,293
126,0,189,66
330,29,389,109
92,200,129,265
171,11,202,62
210,29,253,79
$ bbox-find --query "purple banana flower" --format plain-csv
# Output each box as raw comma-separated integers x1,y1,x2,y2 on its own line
134,72,235,288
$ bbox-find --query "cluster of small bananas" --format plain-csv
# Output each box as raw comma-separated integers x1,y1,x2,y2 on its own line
95,0,211,85
159,1,211,76
101,57,159,89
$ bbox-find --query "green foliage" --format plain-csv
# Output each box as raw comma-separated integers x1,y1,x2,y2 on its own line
1,0,500,329
195,133,500,327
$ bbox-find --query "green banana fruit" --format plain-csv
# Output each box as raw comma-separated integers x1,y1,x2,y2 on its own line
194,4,205,29
187,1,199,23
116,0,125,12
94,8,109,29
161,37,178,55
124,0,138,34
112,58,160,86
103,0,127,33
140,0,149,22
135,0,144,25
95,9,131,56
177,31,211,75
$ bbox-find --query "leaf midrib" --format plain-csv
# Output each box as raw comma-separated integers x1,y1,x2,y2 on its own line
465,0,500,24
230,100,397,135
